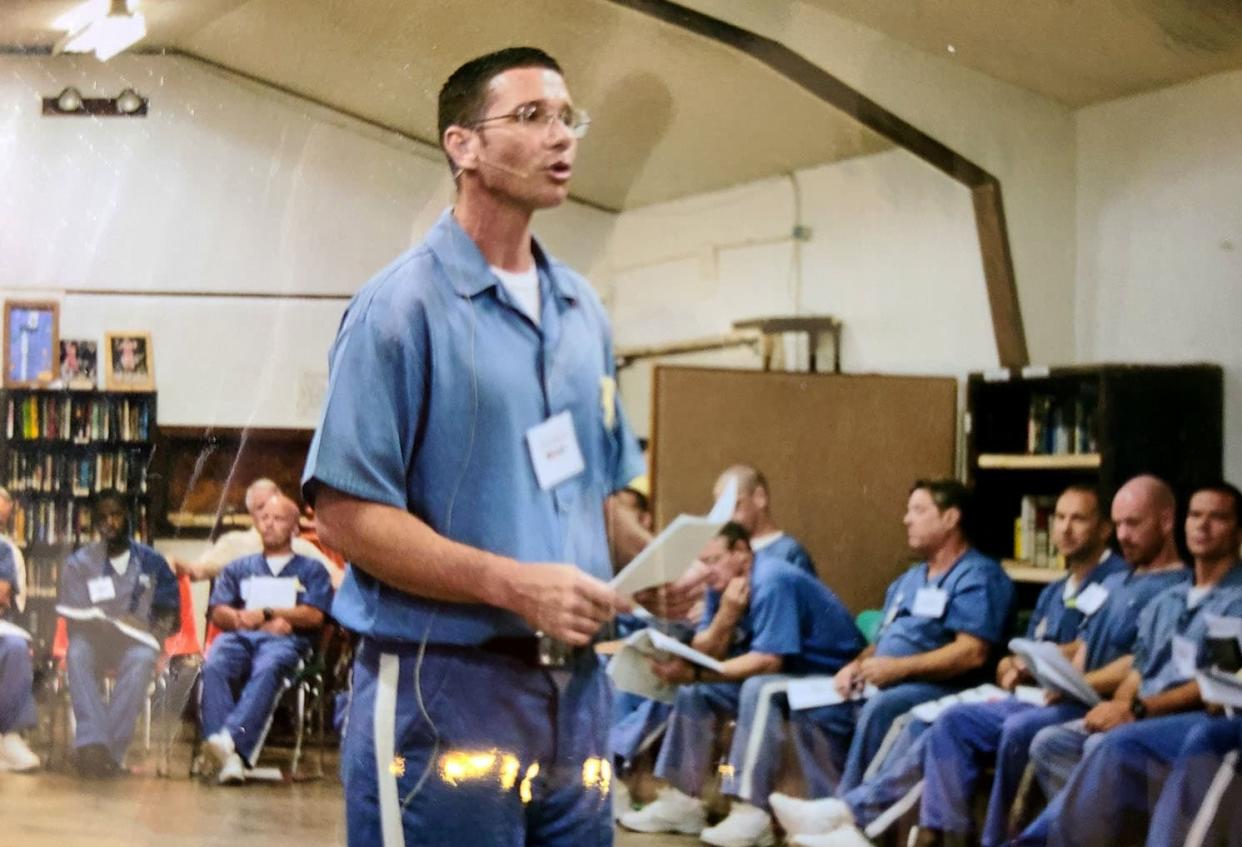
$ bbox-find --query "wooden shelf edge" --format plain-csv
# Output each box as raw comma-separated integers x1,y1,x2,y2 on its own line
977,453,1101,470
1002,560,1065,584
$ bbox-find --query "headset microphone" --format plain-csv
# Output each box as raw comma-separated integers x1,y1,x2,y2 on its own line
476,156,536,180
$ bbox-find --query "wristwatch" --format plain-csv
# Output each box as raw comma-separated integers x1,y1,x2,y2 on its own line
262,607,275,623
1129,696,1147,720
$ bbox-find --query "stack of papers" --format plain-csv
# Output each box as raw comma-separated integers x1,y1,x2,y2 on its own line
610,478,736,597
910,683,1044,723
57,605,161,651
607,628,725,703
1008,638,1101,706
1197,668,1242,709
786,677,879,711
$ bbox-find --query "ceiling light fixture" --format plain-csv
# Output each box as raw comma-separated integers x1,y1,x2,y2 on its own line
42,86,148,117
53,0,146,62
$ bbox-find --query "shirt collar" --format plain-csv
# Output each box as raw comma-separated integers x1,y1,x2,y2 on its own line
425,208,577,304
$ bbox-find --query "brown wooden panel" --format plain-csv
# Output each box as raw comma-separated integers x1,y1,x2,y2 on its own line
651,366,957,613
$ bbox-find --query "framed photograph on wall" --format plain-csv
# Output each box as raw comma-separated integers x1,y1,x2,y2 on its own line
104,331,155,391
58,339,98,389
3,300,60,388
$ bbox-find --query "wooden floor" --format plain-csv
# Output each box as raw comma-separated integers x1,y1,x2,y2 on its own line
1,764,701,847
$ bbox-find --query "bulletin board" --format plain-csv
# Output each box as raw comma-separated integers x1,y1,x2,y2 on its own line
650,366,957,614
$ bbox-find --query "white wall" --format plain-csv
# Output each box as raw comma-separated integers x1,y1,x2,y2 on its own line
677,0,1079,367
1074,69,1242,481
0,53,614,427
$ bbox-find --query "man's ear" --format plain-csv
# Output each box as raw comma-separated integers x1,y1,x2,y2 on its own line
443,126,477,175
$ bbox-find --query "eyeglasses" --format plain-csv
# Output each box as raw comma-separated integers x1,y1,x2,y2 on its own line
469,102,591,139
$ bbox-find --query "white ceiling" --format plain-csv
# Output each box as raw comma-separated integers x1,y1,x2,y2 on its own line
5,0,1242,209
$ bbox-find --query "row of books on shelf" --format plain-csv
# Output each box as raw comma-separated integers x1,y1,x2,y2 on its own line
1012,495,1064,569
10,499,148,548
1026,394,1097,456
5,450,148,497
4,393,153,443
21,567,61,600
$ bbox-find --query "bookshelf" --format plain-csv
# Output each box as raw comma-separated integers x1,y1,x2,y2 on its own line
1,388,157,652
967,364,1222,583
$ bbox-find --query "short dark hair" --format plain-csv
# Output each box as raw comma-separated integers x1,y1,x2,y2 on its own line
1058,483,1105,518
1189,480,1242,524
717,521,751,552
619,486,649,514
437,47,562,172
911,478,974,540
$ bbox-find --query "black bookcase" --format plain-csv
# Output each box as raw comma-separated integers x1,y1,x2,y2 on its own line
1,388,157,653
966,364,1222,584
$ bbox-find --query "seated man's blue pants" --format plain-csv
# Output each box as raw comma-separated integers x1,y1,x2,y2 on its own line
66,627,158,764
921,700,1085,846
792,681,954,796
714,675,801,810
652,680,740,798
837,715,932,829
1147,716,1242,847
0,635,37,734
1011,712,1203,847
610,696,671,768
342,640,613,847
201,630,304,765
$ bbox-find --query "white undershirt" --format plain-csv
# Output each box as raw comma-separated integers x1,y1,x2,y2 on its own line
750,531,785,552
491,265,541,326
109,550,131,577
266,554,294,576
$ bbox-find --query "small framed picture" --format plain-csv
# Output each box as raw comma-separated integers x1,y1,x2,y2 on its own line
58,339,98,389
104,331,155,391
4,300,60,388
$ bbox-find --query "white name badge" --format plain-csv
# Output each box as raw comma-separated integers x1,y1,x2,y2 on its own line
1173,635,1198,678
1074,583,1109,616
525,411,586,491
87,576,117,604
243,576,299,611
913,587,949,619
1033,617,1049,640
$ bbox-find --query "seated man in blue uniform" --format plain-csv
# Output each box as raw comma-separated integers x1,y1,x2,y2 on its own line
788,480,1013,805
0,541,39,772
772,477,1173,847
199,494,334,784
1147,714,1242,847
58,490,180,778
617,522,864,845
716,465,816,576
1009,481,1242,847
304,47,646,846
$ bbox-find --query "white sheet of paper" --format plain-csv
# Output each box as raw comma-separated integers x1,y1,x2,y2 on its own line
909,684,1010,723
610,482,739,599
1014,685,1046,705
1008,637,1101,706
244,576,299,611
55,604,161,651
913,587,948,618
1196,668,1242,709
1075,583,1109,616
525,411,585,491
787,677,847,710
605,628,726,704
88,576,116,604
0,620,32,641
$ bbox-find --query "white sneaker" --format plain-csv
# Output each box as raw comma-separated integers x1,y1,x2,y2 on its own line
0,733,40,772
204,730,235,768
700,802,776,847
769,793,854,836
217,752,246,785
612,779,633,821
618,787,707,835
791,824,874,847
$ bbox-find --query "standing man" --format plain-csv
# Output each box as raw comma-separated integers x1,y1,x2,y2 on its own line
199,495,334,784
305,48,644,846
59,490,180,777
717,465,816,576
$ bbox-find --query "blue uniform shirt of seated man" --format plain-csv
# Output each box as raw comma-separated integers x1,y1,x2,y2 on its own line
0,541,40,772
617,521,864,843
1014,484,1242,847
790,479,1013,804
771,483,1152,846
200,494,335,783
58,491,180,777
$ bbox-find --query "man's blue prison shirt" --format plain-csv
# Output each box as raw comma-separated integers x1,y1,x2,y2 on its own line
303,210,644,646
